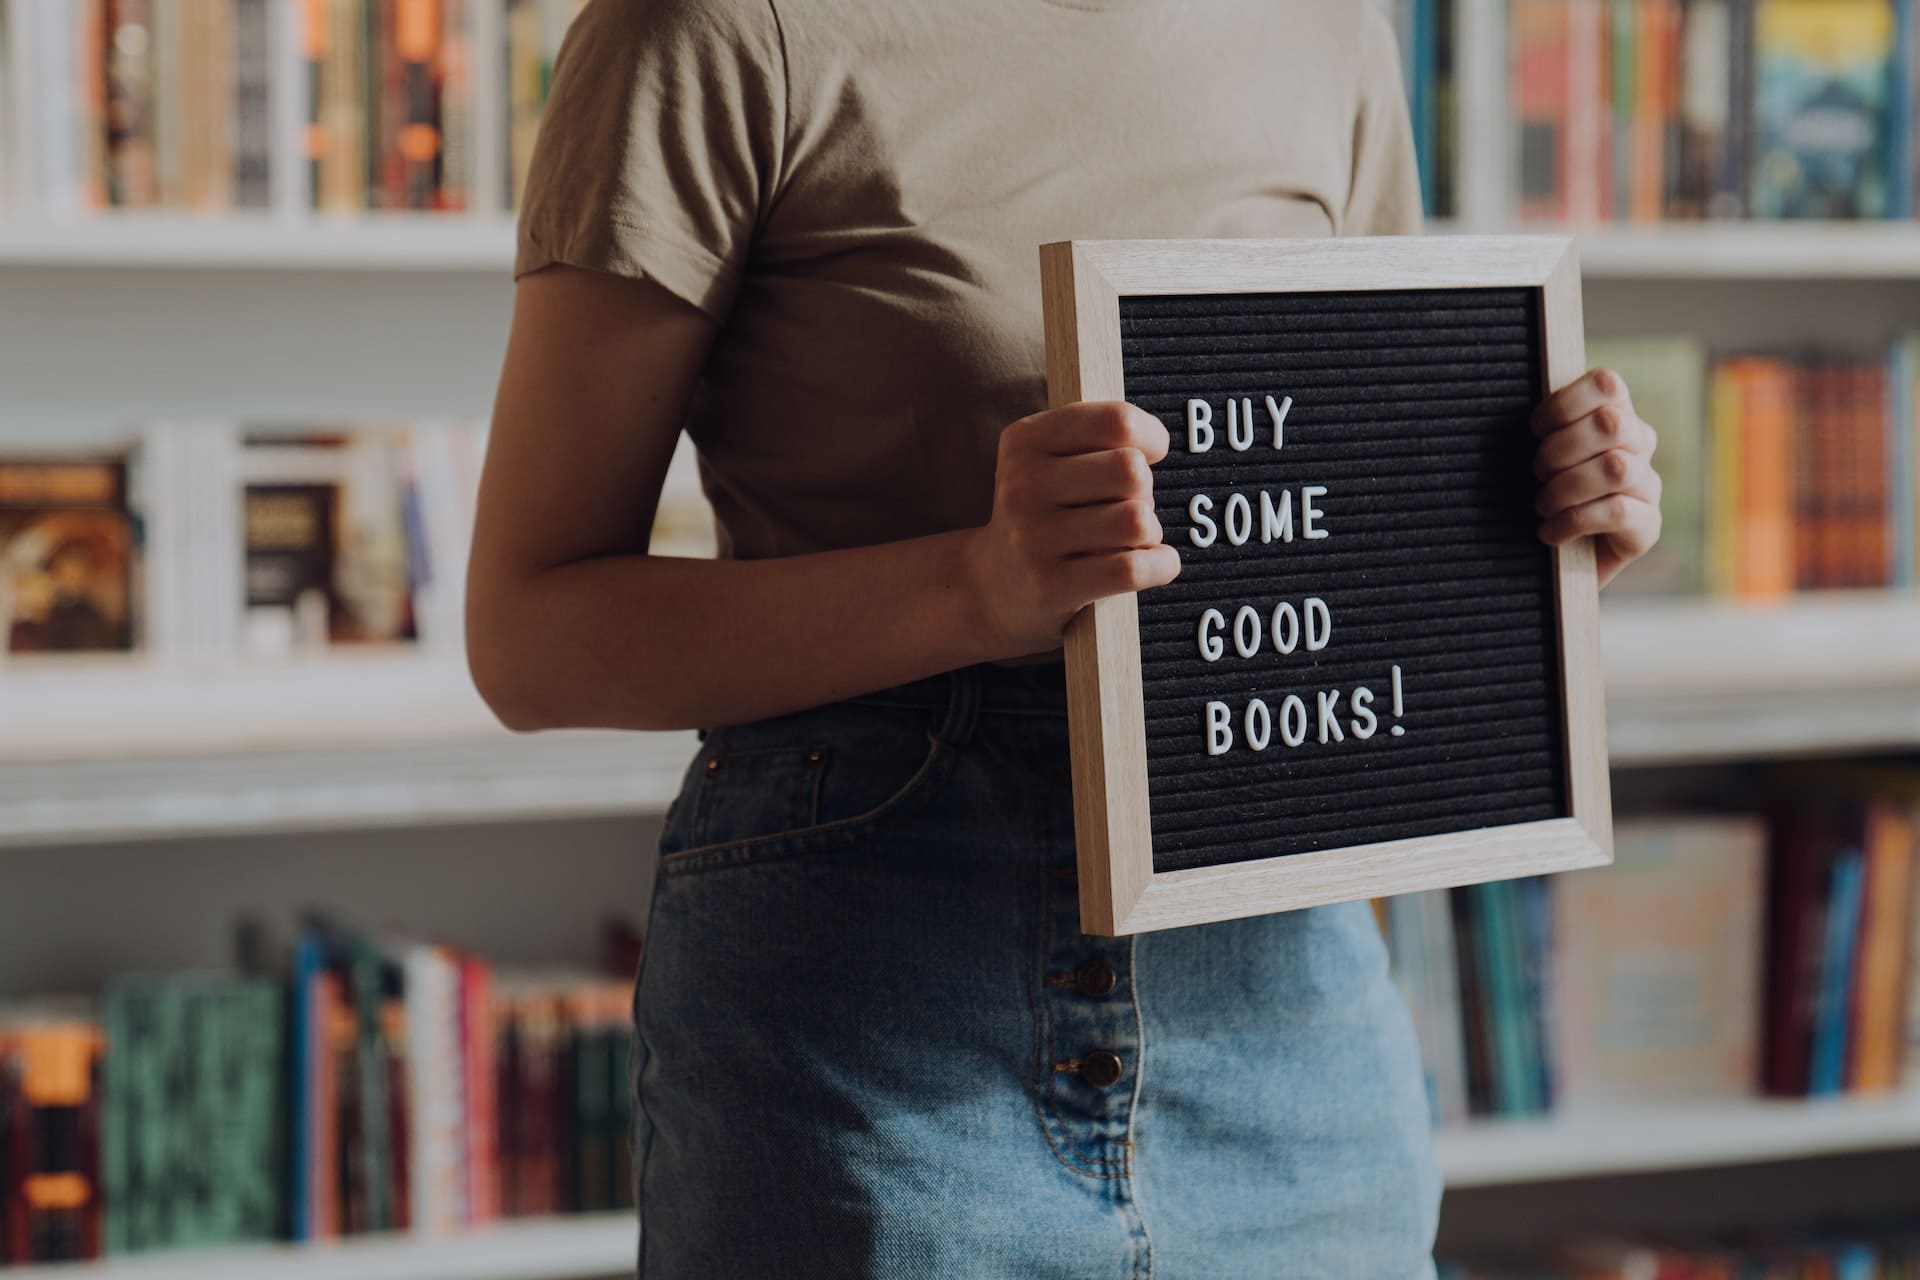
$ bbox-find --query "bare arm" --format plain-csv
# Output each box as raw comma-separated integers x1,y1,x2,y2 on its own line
466,265,1178,733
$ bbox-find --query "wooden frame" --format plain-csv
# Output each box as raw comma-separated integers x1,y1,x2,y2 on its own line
1041,235,1613,936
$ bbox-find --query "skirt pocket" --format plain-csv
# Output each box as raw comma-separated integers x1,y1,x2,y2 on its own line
658,708,954,877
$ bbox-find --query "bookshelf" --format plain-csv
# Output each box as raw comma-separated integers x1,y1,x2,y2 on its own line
12,216,1920,280
3,0,1920,1274
26,1215,635,1280
5,594,1918,846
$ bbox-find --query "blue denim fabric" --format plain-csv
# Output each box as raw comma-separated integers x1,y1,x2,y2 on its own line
631,660,1440,1279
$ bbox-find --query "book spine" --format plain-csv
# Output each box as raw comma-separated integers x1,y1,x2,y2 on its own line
458,956,499,1225
1849,800,1916,1091
231,0,270,207
396,0,440,209
1808,845,1866,1096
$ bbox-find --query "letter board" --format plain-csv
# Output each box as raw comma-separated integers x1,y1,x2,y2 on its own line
1039,237,1612,936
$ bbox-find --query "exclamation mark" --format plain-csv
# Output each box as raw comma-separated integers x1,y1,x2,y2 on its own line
1389,665,1406,736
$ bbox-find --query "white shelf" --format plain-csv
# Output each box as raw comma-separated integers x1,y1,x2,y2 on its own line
1571,222,1920,279
1435,1093,1920,1188
0,653,696,847
22,1214,633,1280
4,215,1920,281
0,594,1915,845
1601,592,1920,764
0,215,516,271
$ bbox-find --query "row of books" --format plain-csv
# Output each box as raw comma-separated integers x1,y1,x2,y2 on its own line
1386,0,1920,222
0,918,639,1265
1440,1221,1920,1279
1595,334,1920,597
1382,768,1920,1124
0,0,583,215
1511,0,1920,223
0,421,714,662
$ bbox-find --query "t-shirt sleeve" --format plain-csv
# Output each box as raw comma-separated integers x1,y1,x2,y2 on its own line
512,0,788,321
1343,8,1425,237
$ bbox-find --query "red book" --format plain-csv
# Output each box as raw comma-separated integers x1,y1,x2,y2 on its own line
458,956,500,1225
1763,807,1850,1095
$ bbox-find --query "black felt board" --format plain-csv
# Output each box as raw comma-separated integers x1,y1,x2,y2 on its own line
1123,287,1569,875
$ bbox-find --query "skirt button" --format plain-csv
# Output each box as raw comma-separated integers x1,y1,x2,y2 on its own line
1080,1049,1125,1089
1074,958,1118,999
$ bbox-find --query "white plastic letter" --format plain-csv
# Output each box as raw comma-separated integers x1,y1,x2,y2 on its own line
1351,686,1378,739
1317,689,1346,744
1245,698,1272,751
1272,601,1300,654
1228,396,1254,451
1206,700,1233,755
1280,695,1308,747
1186,399,1214,454
1232,606,1261,658
1197,609,1225,661
1302,485,1330,539
1305,597,1332,651
1188,494,1217,548
1260,489,1293,543
1266,394,1292,449
1224,492,1252,546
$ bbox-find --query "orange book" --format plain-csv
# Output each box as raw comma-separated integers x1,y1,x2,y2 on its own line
1631,0,1672,221
1791,363,1827,590
310,972,344,1240
1853,362,1892,588
1731,359,1797,596
1851,799,1917,1091
458,955,500,1225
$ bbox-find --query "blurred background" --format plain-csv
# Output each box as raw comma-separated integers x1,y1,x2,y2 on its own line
0,0,1917,1276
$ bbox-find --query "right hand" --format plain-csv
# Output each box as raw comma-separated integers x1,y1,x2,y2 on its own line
963,400,1182,657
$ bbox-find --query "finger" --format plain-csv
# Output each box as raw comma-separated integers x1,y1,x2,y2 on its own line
1533,404,1657,479
1534,447,1659,518
1065,544,1182,600
1539,494,1661,552
1046,498,1162,555
1009,401,1170,462
1531,367,1632,439
1038,447,1156,508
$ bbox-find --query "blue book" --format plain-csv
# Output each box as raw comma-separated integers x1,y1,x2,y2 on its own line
1516,876,1556,1110
287,932,324,1242
1809,848,1866,1095
1892,0,1917,217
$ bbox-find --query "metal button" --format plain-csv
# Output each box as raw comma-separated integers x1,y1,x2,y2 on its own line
1080,1049,1124,1089
1074,959,1118,999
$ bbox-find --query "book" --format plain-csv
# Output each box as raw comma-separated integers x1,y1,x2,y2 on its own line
1751,0,1899,219
0,1001,102,1263
1587,336,1709,593
1554,817,1767,1105
0,456,135,655
1851,797,1917,1090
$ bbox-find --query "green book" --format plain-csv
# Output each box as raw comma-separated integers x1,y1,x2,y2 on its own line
1587,336,1709,595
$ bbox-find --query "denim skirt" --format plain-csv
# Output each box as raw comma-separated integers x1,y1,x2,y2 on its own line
631,660,1440,1279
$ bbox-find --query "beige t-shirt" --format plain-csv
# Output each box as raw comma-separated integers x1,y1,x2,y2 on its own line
514,0,1424,562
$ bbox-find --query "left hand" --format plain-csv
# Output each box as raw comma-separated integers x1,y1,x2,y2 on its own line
1530,367,1662,588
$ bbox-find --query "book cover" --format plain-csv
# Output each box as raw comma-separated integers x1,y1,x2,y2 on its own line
1554,817,1766,1104
0,457,135,655
1588,336,1708,593
1751,0,1898,218
1764,806,1846,1095
403,944,464,1236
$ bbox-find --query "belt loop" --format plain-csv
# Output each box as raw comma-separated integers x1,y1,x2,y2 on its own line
933,663,982,747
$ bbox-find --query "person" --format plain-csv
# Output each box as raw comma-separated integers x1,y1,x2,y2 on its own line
465,1,1663,1275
